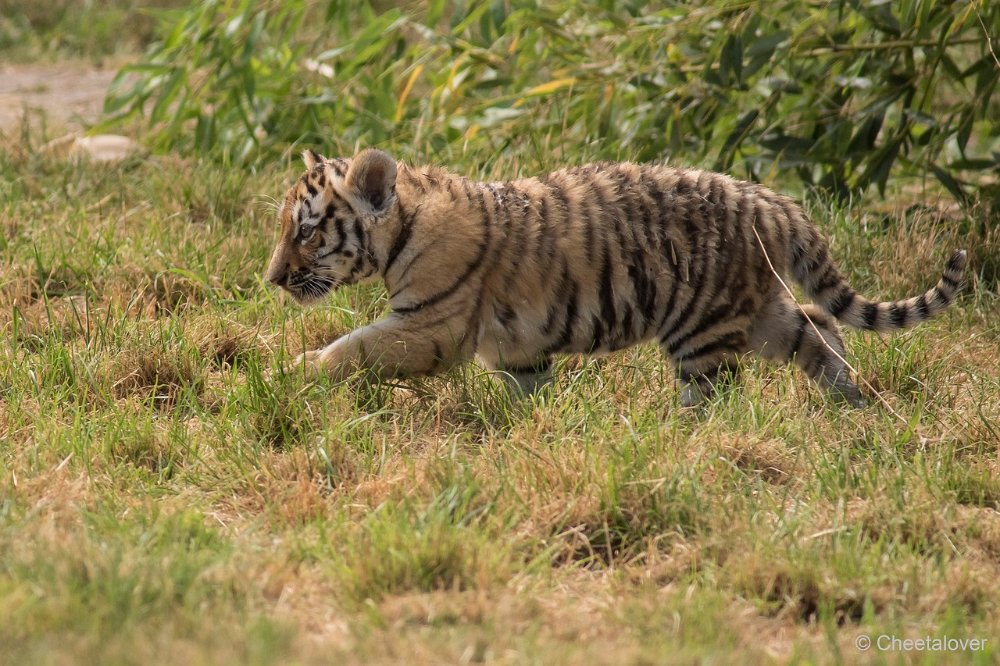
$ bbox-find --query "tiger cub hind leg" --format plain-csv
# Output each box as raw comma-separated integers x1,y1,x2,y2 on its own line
750,297,866,407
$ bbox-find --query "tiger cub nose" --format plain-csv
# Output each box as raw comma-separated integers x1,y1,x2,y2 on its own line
266,264,290,287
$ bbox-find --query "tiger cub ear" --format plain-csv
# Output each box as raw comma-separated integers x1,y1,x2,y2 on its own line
345,148,397,215
302,149,326,170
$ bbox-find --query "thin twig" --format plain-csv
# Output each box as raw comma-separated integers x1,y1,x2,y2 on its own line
975,2,1000,72
751,225,913,427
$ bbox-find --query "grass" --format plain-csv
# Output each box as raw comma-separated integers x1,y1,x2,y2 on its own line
2,118,999,664
3,0,1000,648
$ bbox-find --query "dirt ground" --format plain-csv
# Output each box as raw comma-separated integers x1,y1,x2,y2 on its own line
0,62,116,131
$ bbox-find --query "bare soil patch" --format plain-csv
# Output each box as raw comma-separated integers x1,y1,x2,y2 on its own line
0,62,116,130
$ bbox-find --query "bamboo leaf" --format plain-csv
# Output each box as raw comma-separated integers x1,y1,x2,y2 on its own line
930,163,968,204
395,64,424,123
149,67,186,125
522,77,577,97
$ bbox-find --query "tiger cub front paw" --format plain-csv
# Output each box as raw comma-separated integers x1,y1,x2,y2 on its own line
290,349,324,376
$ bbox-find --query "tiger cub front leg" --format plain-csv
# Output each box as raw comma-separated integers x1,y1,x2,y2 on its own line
295,314,471,382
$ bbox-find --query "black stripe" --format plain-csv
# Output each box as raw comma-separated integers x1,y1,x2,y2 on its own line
580,191,596,263
488,186,511,269
541,303,560,336
861,302,878,329
538,185,561,263
328,188,359,217
914,294,929,319
888,303,907,327
675,173,692,194
533,193,554,268
629,175,657,254
617,305,635,348
640,171,667,254
789,310,808,359
813,264,842,294
627,261,653,323
541,263,569,336
504,185,531,276
346,252,364,280
679,330,745,362
765,194,789,257
413,175,427,195
591,170,628,251
655,278,683,338
827,288,855,318
941,275,958,290
542,175,572,255
387,246,431,297
598,244,617,333
464,287,486,346
545,278,579,354
591,313,605,350
353,218,366,255
665,301,731,356
790,240,806,270
662,240,722,351
327,218,347,254
805,242,828,273
540,175,569,214
657,286,694,345
710,175,726,213
472,181,489,226
383,204,416,276
496,302,515,327
394,234,490,314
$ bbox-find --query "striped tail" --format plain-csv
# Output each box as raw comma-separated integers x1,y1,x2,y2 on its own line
793,245,967,332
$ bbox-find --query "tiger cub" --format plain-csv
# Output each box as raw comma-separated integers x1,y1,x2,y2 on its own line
264,148,966,407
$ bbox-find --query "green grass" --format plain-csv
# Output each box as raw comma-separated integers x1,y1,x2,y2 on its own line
0,0,185,62
2,121,999,664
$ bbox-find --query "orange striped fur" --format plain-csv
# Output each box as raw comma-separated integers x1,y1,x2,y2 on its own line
264,148,966,407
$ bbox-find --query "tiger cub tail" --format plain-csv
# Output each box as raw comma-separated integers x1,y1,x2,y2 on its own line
790,227,967,332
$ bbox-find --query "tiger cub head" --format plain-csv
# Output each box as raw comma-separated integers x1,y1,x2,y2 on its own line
264,148,397,304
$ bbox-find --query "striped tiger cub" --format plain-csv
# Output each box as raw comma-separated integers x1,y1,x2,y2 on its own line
264,148,966,407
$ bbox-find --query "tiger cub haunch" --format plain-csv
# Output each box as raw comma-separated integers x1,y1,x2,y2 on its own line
264,148,966,407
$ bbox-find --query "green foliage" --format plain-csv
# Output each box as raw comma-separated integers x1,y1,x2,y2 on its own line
105,0,1000,205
